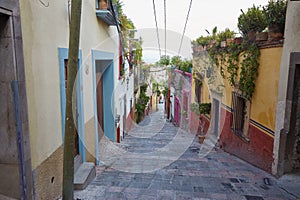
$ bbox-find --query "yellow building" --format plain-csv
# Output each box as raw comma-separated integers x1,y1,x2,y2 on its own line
192,41,283,173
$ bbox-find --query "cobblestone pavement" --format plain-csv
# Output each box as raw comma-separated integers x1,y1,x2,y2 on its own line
74,105,300,200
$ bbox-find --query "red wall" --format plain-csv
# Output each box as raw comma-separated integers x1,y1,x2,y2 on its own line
126,109,134,133
219,107,274,173
189,112,210,135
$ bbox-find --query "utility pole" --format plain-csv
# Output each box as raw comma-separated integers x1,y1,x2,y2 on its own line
167,69,171,119
62,0,82,199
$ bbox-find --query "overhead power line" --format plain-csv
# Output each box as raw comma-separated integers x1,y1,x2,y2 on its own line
164,0,167,57
152,0,162,58
178,0,193,56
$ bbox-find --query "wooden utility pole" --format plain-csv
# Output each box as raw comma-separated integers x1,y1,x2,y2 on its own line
62,0,82,199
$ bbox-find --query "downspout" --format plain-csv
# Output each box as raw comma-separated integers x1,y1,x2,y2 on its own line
11,81,26,200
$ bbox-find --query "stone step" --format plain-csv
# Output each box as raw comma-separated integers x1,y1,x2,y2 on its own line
74,154,82,174
74,162,96,190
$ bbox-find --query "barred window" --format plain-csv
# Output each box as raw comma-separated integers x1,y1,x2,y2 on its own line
231,92,246,135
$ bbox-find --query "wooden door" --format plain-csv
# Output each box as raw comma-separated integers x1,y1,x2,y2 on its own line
96,72,104,140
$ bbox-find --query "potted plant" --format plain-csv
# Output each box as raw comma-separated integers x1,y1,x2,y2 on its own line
198,115,207,144
234,37,243,45
238,5,267,41
256,28,268,41
195,35,211,50
217,28,235,47
191,103,205,143
191,102,200,116
98,0,108,10
199,103,211,144
263,0,287,41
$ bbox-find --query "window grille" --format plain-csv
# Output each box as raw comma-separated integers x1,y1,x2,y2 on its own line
231,92,246,134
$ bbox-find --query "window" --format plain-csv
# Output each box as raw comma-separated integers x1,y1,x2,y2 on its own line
119,36,125,79
195,79,202,103
231,92,246,135
64,59,68,89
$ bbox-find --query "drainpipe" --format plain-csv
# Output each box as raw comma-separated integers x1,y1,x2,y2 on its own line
11,80,26,200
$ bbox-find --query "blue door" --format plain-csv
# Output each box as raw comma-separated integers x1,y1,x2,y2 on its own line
58,48,85,161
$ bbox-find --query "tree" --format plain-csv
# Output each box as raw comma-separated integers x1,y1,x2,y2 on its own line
171,56,182,67
62,0,82,199
159,55,170,66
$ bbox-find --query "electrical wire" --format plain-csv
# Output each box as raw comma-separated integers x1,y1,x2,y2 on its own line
164,0,167,57
109,0,131,67
178,0,193,56
152,0,162,58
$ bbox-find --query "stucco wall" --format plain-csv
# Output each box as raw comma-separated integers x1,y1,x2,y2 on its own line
273,1,300,176
20,0,120,197
20,0,68,170
193,44,283,173
32,146,63,200
20,0,120,168
81,0,118,123
251,47,282,131
218,46,282,173
202,81,210,104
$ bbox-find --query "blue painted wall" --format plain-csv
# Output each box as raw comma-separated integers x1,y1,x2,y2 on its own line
58,48,86,162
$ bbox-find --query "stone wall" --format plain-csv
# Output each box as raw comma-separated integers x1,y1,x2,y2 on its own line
0,0,32,199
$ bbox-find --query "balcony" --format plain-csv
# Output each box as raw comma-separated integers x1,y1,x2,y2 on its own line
96,0,117,26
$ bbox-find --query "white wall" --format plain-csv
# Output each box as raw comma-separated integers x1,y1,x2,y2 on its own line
20,0,121,168
20,0,69,169
81,0,119,123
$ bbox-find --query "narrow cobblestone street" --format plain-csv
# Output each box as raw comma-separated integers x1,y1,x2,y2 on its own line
74,104,299,200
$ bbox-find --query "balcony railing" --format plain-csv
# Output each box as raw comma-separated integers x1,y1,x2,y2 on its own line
96,0,117,26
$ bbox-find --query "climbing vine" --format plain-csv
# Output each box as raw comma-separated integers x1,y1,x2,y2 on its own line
207,40,260,101
193,26,261,101
239,42,260,100
226,43,242,87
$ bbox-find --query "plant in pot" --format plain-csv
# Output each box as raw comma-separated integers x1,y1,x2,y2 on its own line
198,119,206,144
217,28,235,47
195,35,211,51
263,0,287,41
238,5,267,41
256,28,268,41
98,0,108,10
198,103,211,144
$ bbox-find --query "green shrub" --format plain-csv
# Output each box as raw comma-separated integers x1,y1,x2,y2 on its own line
217,28,235,42
238,5,267,36
263,0,287,33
